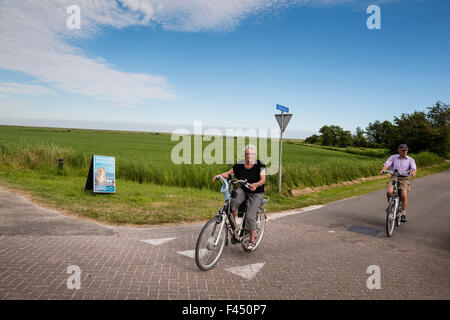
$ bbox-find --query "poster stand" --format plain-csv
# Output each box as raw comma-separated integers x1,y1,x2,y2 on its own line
84,156,94,192
84,155,116,194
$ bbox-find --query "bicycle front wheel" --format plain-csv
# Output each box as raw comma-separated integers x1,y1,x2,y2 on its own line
195,216,227,271
386,200,396,237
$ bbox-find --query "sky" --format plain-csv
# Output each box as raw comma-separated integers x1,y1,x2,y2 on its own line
0,0,449,138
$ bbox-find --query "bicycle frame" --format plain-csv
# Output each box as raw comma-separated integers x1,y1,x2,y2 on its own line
195,175,269,270
214,175,265,244
386,169,411,230
391,173,401,222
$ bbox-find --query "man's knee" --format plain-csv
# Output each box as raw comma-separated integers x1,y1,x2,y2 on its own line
401,190,407,200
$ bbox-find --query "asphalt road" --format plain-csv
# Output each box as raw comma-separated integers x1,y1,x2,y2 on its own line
0,170,449,299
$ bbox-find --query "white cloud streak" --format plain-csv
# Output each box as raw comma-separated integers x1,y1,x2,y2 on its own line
0,83,55,96
0,0,393,107
0,0,176,106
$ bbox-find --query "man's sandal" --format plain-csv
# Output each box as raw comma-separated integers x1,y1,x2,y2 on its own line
246,241,256,250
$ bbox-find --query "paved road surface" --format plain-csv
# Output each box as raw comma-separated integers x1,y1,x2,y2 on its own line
0,170,449,299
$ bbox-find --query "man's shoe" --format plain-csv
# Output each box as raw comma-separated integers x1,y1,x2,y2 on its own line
246,240,256,250
401,215,407,223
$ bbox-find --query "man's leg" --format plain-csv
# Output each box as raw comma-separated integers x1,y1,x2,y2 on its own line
245,193,264,243
387,184,393,202
401,189,408,213
399,178,410,222
231,188,245,224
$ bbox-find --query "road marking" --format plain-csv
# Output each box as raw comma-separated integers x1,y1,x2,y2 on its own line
140,237,176,246
224,262,266,280
267,205,324,220
177,249,208,259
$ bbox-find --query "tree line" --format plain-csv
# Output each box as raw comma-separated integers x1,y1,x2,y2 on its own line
304,101,449,157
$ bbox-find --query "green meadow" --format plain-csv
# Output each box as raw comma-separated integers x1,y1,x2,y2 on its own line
0,125,447,225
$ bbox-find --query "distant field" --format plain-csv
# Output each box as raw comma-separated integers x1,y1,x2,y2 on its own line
0,125,444,192
0,125,446,225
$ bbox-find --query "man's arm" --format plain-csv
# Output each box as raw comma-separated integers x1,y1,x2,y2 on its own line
380,156,393,175
410,158,417,177
212,168,234,183
249,169,266,191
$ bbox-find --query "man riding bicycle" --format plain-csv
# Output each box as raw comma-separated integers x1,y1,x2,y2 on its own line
213,144,266,250
379,144,417,223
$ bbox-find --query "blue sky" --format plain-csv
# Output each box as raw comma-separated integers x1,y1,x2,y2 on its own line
0,0,449,138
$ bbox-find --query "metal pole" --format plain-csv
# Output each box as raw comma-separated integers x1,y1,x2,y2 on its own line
278,111,284,193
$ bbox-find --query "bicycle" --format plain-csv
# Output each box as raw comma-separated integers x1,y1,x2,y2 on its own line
195,174,269,271
384,169,412,237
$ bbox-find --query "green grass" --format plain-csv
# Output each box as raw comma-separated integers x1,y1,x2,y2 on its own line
0,166,220,225
266,162,450,212
294,142,390,158
1,125,424,193
0,162,448,225
0,125,447,225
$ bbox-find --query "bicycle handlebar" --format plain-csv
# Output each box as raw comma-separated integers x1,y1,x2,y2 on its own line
382,169,412,177
214,175,252,189
233,179,252,189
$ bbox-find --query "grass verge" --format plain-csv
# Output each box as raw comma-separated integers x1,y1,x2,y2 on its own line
0,163,448,226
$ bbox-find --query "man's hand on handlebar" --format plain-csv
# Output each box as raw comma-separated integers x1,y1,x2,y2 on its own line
249,183,258,191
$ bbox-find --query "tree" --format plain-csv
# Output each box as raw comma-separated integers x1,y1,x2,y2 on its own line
353,127,368,147
426,101,449,157
305,134,321,144
390,111,438,154
316,125,353,147
366,120,395,146
387,102,449,157
319,125,337,146
336,128,353,147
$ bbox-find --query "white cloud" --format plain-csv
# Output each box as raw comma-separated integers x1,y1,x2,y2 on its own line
0,0,176,107
0,83,55,96
0,95,23,109
0,0,394,107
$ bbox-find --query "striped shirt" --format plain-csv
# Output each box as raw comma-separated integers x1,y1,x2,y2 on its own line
383,154,417,176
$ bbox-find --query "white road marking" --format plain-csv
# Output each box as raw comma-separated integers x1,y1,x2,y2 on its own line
267,205,324,220
224,262,266,280
177,249,208,259
140,237,176,246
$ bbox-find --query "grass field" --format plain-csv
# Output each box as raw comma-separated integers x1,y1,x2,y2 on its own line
0,125,447,225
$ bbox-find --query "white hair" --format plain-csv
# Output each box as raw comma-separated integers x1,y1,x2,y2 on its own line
243,144,257,155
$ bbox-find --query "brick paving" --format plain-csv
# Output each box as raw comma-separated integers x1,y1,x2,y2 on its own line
0,171,449,299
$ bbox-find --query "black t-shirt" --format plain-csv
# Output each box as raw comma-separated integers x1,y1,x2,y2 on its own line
232,160,266,193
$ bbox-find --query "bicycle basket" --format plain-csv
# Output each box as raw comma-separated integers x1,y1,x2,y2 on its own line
220,180,230,200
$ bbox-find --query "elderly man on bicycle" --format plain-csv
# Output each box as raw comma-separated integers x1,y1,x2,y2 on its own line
380,144,417,223
213,144,266,250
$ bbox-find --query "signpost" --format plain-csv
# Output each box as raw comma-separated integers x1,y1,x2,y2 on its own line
275,104,293,193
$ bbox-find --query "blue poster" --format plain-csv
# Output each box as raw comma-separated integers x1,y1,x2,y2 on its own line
93,155,115,193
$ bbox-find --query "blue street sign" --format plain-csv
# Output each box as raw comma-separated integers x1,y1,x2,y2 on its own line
276,104,289,113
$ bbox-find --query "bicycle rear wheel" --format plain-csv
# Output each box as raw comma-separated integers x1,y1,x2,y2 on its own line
195,216,227,271
386,200,396,237
241,210,266,252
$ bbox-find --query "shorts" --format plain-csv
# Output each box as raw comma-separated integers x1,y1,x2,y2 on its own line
387,176,410,192
231,188,264,231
